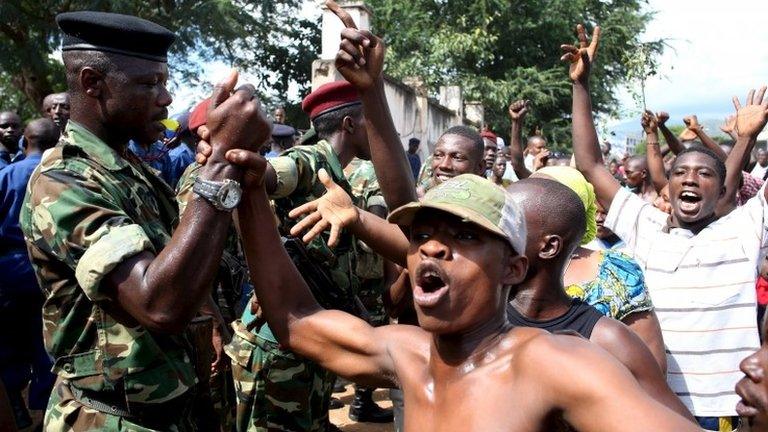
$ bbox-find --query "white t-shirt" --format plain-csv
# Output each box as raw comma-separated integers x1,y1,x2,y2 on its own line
606,187,763,417
750,163,768,180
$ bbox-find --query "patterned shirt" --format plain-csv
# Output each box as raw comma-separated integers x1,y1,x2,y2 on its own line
605,187,762,417
566,249,653,321
20,121,196,404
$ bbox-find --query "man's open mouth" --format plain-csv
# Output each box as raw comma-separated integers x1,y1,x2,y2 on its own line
413,261,450,308
677,190,702,213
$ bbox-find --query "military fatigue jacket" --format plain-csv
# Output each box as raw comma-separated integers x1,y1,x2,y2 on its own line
20,121,196,404
346,159,386,281
269,139,359,296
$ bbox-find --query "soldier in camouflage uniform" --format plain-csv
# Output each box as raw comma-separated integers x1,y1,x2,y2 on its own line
20,11,269,431
222,80,371,432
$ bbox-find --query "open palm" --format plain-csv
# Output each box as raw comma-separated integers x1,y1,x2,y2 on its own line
560,24,601,83
288,169,358,247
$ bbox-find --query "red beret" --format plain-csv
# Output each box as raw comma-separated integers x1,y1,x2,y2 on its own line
301,81,361,120
188,98,211,132
481,130,498,141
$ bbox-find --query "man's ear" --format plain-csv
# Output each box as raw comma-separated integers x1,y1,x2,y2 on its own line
80,67,105,98
502,253,528,287
342,115,355,135
538,234,563,260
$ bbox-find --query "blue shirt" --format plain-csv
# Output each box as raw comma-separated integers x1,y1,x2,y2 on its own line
167,144,195,189
408,153,421,180
127,141,193,189
0,149,25,170
0,152,41,251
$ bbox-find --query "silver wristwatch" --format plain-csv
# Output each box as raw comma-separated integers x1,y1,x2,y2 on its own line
193,178,243,211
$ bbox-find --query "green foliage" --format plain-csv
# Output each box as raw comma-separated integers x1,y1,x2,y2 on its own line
367,0,662,150
0,0,319,121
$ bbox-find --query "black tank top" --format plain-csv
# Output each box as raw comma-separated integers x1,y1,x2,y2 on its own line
506,298,603,339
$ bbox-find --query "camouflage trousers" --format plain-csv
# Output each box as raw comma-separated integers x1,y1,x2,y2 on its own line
43,377,197,431
225,320,334,432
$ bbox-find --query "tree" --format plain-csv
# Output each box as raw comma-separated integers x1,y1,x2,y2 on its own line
366,0,663,150
0,0,319,120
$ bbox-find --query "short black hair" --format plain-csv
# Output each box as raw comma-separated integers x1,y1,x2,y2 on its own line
673,145,727,186
62,50,122,93
312,104,362,140
441,125,483,158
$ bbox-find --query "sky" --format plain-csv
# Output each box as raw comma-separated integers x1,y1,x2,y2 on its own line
609,0,768,137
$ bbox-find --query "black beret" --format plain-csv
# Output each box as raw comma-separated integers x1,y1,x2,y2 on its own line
272,124,296,138
57,11,175,62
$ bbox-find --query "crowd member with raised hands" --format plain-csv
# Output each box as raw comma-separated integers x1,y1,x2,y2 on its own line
640,111,673,214
507,99,550,179
568,19,768,430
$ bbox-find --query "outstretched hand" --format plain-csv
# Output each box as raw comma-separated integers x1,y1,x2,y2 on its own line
288,169,359,247
560,24,601,83
732,86,768,139
509,100,530,123
641,110,658,135
328,0,385,91
720,114,737,135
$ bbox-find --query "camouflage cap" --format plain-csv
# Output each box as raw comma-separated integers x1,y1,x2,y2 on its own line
388,174,527,254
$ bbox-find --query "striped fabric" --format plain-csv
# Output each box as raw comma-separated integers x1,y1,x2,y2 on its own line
605,187,763,417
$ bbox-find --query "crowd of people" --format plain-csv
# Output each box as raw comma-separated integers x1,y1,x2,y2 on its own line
2,4,768,432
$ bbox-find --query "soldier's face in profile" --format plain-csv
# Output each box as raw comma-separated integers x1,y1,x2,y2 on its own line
103,55,172,144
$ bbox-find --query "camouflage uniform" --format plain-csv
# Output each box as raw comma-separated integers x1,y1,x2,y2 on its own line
224,139,359,432
176,162,246,432
417,154,435,191
20,121,198,431
346,159,388,326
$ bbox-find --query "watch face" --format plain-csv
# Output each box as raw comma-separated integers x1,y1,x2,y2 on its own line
219,182,242,210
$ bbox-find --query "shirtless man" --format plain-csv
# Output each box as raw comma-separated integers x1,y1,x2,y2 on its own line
211,15,699,430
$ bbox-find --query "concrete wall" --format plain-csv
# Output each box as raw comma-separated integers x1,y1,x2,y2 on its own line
311,59,480,161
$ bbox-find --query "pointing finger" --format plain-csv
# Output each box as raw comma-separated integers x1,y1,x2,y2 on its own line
327,0,358,29
210,69,238,110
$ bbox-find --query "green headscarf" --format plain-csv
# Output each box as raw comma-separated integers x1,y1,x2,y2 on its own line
534,166,597,245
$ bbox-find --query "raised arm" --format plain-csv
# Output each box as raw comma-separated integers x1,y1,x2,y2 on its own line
656,112,685,155
685,115,729,161
721,114,739,141
642,110,669,193
508,100,533,179
728,87,768,202
230,150,405,387
562,24,620,209
329,1,417,209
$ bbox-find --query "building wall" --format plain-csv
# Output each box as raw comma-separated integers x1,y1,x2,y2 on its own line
311,59,478,161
